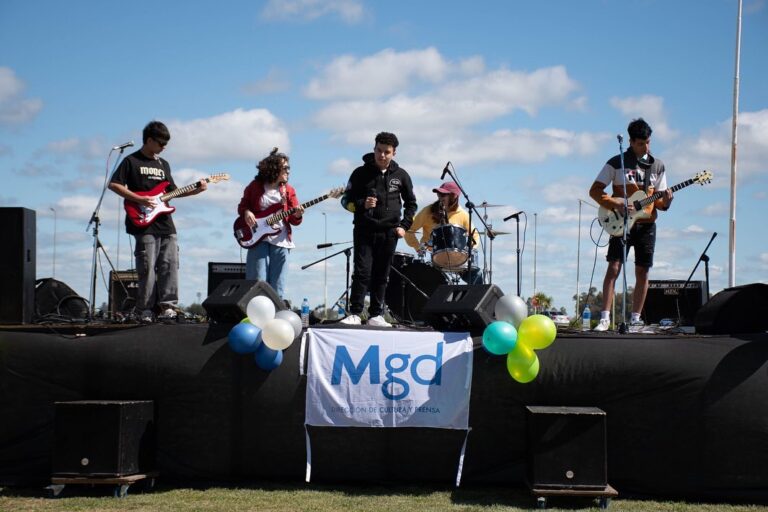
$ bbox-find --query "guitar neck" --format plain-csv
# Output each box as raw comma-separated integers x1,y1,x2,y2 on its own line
267,193,330,224
636,177,697,208
160,179,207,202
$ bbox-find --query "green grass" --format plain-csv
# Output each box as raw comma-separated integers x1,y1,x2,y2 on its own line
2,483,767,512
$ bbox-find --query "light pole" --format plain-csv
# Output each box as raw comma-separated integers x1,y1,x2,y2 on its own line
322,212,328,319
533,212,537,312
576,199,598,317
50,207,57,278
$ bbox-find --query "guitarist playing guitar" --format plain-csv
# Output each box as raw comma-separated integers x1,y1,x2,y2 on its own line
588,118,674,331
108,120,208,323
236,148,304,300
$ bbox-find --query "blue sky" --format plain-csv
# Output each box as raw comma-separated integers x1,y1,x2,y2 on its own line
1,0,766,317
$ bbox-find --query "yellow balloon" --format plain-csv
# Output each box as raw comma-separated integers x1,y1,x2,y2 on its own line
507,340,536,367
507,352,540,384
518,314,557,350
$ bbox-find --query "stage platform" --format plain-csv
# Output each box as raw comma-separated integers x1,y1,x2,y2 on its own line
0,322,766,502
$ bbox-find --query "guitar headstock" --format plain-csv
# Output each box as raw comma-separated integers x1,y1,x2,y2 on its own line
207,173,230,184
328,186,345,199
695,170,713,185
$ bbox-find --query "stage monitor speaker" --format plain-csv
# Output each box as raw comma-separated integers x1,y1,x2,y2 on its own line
644,280,706,326
526,406,607,490
34,278,88,321
694,283,768,335
202,279,284,324
53,400,155,477
109,270,139,317
207,261,246,296
0,207,36,324
422,284,502,333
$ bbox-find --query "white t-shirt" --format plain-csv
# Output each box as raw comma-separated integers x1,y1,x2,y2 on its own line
260,185,294,248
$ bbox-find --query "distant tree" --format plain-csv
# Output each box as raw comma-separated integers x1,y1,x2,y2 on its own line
185,303,205,316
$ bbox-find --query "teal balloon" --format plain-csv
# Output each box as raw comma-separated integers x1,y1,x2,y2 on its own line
482,321,518,355
228,322,262,354
255,343,283,371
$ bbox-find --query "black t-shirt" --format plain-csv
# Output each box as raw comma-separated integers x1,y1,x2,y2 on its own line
110,150,177,236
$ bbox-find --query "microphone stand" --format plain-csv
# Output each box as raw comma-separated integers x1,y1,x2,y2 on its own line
302,243,352,313
441,165,493,285
85,146,127,320
617,135,630,334
676,232,717,326
503,212,523,296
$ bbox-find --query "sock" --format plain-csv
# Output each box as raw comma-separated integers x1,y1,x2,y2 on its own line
631,312,641,322
600,311,610,321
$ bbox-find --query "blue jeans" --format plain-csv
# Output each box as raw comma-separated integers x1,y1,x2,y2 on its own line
246,242,289,298
134,234,178,311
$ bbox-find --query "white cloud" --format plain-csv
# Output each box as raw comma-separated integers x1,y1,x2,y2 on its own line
261,0,364,24
609,94,678,140
0,67,42,126
45,138,80,153
241,69,291,95
164,108,290,163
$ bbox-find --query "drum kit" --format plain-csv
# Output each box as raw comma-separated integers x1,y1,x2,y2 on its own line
385,202,510,325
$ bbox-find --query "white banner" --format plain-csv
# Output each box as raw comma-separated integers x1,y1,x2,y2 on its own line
305,328,473,429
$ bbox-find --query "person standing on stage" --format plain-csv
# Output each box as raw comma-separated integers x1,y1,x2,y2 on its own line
237,148,303,300
340,132,417,327
589,118,673,331
405,181,482,285
109,120,208,322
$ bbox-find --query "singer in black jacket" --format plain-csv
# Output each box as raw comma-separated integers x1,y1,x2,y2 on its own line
340,132,417,327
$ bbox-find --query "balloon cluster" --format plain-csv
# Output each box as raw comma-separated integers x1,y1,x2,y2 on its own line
226,296,303,371
482,295,557,384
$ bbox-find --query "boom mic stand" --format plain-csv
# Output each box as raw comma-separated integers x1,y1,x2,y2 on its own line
676,231,717,326
302,242,352,314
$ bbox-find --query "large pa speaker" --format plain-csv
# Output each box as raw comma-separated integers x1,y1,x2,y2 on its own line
694,283,768,335
526,406,607,490
422,284,502,333
644,280,706,326
202,279,284,323
207,261,246,296
109,270,139,317
53,400,155,476
0,207,36,324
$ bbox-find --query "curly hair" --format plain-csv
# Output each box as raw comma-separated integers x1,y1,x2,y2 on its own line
256,147,289,183
374,131,399,148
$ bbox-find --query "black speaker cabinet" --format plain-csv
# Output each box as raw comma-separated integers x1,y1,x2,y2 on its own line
0,207,36,324
422,284,502,333
694,283,768,335
644,280,706,326
109,270,139,317
202,279,284,324
53,400,155,476
207,261,246,295
526,406,607,490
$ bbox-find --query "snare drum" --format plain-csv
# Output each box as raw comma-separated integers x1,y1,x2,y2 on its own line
431,224,469,270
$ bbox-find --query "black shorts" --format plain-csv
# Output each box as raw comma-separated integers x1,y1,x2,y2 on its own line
606,222,656,268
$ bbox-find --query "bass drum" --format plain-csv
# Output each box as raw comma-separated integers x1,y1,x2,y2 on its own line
386,260,448,324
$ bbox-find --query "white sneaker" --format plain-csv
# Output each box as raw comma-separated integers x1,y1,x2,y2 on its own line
339,314,361,325
140,309,154,323
367,315,392,327
157,308,177,320
593,318,611,332
630,317,645,327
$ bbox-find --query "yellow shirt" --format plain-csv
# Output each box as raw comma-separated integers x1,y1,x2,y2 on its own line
405,205,480,251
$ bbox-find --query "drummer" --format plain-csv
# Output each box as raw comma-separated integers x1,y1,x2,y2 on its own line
405,181,482,284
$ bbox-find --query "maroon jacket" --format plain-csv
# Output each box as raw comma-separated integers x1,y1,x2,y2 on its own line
237,180,302,241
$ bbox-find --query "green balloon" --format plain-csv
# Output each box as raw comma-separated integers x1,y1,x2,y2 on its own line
240,317,252,324
482,321,518,355
518,314,557,350
507,351,540,383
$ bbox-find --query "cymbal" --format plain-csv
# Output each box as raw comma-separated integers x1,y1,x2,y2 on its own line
478,201,507,208
480,230,510,236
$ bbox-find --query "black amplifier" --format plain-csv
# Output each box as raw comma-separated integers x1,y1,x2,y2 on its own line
207,262,246,296
644,280,706,326
109,270,139,317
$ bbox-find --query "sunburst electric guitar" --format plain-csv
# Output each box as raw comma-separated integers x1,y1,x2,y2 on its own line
233,186,344,248
124,173,230,227
598,170,713,237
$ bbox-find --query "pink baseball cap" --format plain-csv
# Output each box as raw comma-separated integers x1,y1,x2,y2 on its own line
433,181,460,196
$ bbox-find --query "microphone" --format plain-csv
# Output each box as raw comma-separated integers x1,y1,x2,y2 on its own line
112,141,134,150
503,211,524,221
317,242,333,249
617,134,623,144
440,162,450,180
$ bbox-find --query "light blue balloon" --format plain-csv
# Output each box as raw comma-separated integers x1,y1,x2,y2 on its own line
227,322,262,354
255,343,283,371
482,321,518,355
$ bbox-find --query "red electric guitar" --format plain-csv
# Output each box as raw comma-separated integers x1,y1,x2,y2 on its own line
233,186,344,248
124,173,229,227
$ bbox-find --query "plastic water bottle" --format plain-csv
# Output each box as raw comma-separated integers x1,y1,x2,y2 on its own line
337,301,345,318
582,306,591,331
301,298,310,329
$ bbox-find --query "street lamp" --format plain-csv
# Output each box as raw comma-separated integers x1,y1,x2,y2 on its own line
533,212,537,312
576,199,598,317
322,212,328,319
50,207,57,278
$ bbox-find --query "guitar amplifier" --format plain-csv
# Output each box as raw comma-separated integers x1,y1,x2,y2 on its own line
207,262,246,296
644,280,706,326
109,270,139,317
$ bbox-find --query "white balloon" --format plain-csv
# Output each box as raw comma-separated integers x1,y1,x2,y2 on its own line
262,318,296,351
246,296,276,327
275,309,302,339
494,294,529,328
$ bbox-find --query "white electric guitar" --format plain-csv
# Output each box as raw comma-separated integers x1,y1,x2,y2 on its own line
598,170,713,237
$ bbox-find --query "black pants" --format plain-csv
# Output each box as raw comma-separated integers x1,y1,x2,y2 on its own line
349,228,398,317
